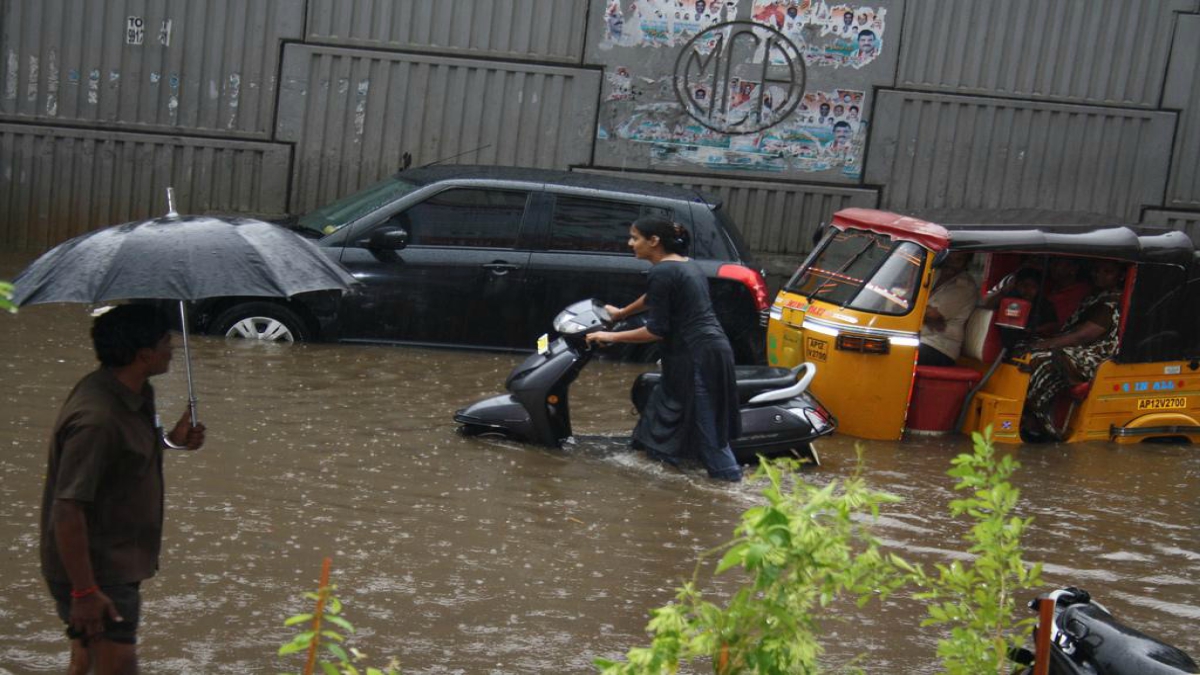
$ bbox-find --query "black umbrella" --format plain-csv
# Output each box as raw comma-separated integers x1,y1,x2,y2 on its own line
12,197,357,423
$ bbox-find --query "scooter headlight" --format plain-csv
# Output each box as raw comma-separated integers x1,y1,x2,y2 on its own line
554,318,589,334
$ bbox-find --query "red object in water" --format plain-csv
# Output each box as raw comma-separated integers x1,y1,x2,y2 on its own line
907,366,982,431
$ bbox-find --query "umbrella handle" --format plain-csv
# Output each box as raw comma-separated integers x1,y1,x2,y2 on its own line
178,301,200,426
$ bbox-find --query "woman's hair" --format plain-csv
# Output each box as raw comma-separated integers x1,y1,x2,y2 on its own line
632,215,690,255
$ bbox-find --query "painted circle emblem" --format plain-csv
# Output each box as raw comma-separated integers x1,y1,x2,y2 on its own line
673,20,806,135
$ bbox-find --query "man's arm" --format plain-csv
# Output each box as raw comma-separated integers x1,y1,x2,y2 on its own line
52,499,122,639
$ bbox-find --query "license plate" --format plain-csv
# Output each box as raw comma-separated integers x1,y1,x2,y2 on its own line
537,333,550,355
1136,397,1186,410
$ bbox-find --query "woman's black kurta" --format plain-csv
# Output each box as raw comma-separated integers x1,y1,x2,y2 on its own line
632,260,741,459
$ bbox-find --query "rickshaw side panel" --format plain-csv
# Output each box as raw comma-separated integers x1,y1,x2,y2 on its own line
1066,360,1200,444
960,361,1030,444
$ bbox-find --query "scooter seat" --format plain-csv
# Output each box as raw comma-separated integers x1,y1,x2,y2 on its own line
732,366,802,399
1060,603,1199,674
635,367,799,403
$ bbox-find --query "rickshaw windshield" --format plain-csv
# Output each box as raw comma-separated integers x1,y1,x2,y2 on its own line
784,229,924,316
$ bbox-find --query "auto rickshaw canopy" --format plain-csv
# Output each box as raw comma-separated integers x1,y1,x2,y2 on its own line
832,208,1195,267
829,208,1200,364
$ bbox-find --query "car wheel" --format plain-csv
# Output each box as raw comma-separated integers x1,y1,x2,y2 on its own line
212,302,308,342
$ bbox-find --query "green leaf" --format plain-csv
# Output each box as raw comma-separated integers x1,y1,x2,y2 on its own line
278,641,308,656
319,661,340,675
284,613,313,626
325,614,355,633
326,643,350,662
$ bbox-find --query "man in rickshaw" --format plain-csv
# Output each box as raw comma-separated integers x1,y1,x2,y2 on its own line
918,251,977,367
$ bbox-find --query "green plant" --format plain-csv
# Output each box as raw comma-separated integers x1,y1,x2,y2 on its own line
1,280,15,313
907,428,1043,674
279,558,401,675
595,451,907,674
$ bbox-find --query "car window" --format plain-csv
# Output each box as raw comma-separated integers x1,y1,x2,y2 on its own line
297,176,421,236
395,189,529,248
549,196,671,253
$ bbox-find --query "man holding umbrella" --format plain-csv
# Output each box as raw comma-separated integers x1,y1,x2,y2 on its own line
40,304,205,674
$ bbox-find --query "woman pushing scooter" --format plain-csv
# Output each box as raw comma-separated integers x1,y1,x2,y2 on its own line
586,216,743,482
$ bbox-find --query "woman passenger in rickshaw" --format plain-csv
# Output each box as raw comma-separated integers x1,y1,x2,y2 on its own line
1021,260,1126,440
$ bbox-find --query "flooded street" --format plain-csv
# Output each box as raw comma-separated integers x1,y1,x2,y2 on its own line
1,259,1197,673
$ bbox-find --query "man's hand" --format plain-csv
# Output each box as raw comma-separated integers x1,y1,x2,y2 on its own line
923,305,947,332
70,589,122,641
167,410,206,450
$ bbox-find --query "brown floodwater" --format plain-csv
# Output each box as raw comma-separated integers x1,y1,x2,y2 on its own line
1,255,1197,674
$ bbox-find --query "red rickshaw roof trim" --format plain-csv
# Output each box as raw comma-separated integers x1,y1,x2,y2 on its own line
831,208,950,251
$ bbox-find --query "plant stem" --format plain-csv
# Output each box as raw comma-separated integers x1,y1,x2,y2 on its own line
304,557,333,675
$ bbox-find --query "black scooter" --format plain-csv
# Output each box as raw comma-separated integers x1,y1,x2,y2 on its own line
1013,587,1198,675
454,299,835,465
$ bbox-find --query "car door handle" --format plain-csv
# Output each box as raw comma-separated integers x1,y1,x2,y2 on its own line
483,262,520,276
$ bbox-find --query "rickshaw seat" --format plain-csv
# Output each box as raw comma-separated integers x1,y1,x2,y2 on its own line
962,307,1003,363
909,366,983,431
1069,382,1092,400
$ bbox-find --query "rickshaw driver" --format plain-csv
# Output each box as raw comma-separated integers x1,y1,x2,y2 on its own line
918,251,978,366
1020,260,1126,441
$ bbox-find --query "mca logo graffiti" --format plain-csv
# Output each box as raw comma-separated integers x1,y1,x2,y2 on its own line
673,21,806,135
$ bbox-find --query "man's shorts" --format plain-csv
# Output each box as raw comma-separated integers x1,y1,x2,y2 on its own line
48,581,141,645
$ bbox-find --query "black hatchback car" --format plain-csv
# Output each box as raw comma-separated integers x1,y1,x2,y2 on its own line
191,166,769,362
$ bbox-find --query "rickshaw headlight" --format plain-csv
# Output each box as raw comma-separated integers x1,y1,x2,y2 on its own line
836,334,889,354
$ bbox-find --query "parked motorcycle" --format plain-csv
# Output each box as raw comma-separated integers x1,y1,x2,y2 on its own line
1012,587,1198,674
454,299,835,465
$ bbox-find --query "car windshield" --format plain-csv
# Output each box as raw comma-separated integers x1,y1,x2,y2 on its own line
295,176,421,236
784,229,925,316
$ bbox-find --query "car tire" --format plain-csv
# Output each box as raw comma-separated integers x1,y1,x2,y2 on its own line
212,302,309,342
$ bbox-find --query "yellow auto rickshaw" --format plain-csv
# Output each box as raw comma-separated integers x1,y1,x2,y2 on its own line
766,208,1200,444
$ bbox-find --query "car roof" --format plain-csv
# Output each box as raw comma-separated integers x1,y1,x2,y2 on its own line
832,208,1196,267
394,164,713,205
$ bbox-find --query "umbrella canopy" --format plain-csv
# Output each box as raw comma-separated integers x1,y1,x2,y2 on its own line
12,215,356,306
11,212,358,426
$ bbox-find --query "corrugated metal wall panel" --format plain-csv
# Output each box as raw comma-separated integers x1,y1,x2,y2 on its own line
305,0,588,63
0,0,304,137
580,168,878,258
866,91,1175,223
1144,209,1200,246
896,0,1197,107
1164,13,1200,209
0,123,290,249
277,44,600,214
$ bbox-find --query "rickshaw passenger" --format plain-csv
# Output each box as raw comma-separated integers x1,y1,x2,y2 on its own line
1044,257,1092,330
1021,260,1126,440
918,251,978,366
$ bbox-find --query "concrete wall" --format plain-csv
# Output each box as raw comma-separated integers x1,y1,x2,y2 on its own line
2,0,1198,263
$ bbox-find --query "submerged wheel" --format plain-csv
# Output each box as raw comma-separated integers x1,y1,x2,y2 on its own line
212,302,308,342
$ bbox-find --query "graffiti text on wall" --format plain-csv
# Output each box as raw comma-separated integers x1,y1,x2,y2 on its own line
673,21,806,135
602,71,866,178
602,0,886,71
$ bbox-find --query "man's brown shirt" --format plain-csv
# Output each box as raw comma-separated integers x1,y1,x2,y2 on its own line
40,368,164,585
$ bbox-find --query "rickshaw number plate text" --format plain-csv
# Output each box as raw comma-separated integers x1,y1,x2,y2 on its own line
1136,397,1186,410
806,337,828,362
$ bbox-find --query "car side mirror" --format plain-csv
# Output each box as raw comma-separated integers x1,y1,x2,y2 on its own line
366,226,409,251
